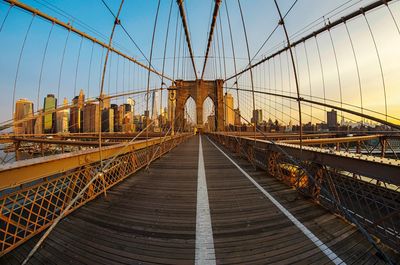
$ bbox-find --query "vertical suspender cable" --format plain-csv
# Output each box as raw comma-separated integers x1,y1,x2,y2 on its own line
87,41,95,99
273,0,302,149
364,13,388,122
146,0,161,162
57,29,70,101
225,1,240,109
37,22,54,111
74,36,84,96
344,22,363,122
99,0,125,168
160,0,173,130
237,0,256,140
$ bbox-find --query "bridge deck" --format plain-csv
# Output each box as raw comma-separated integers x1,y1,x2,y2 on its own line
2,135,398,264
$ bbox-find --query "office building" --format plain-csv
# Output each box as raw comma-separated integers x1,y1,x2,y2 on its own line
83,102,100,132
111,104,121,132
234,108,241,126
224,93,234,125
102,108,114,132
327,109,338,130
43,94,57,133
14,98,34,134
56,98,69,133
251,109,263,125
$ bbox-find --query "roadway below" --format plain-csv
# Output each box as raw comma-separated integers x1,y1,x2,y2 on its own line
1,135,399,264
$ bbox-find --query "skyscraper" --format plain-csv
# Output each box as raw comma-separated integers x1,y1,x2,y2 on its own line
102,108,114,132
327,109,338,131
111,104,121,132
43,94,57,133
78,89,85,108
56,98,69,133
83,102,100,132
34,109,43,135
70,90,85,133
251,109,263,125
14,99,34,134
224,93,234,125
234,108,241,126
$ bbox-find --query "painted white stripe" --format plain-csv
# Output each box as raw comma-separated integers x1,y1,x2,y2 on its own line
207,136,345,265
195,136,216,265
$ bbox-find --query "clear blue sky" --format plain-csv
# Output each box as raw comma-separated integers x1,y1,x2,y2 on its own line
1,0,399,125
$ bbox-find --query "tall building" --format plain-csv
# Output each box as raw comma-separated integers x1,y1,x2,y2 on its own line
34,109,43,135
100,93,110,109
224,93,234,125
327,109,338,130
78,89,85,108
83,102,100,132
234,108,241,126
56,98,69,133
70,96,81,133
102,108,114,132
121,104,134,132
111,104,121,132
207,115,216,131
14,99,34,134
251,109,263,125
43,94,57,133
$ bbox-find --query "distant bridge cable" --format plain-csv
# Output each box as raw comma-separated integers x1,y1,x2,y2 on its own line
237,0,256,140
201,0,221,80
12,15,34,115
37,22,54,111
273,0,303,148
176,0,198,79
224,1,240,108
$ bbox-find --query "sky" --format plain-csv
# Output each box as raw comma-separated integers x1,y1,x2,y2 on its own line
0,0,399,126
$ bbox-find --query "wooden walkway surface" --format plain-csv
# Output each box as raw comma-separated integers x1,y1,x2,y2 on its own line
1,135,399,264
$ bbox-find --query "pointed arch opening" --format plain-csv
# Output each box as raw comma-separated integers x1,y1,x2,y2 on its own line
183,96,196,131
203,96,215,131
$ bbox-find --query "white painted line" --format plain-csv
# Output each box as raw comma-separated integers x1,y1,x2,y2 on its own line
207,136,345,265
195,135,216,265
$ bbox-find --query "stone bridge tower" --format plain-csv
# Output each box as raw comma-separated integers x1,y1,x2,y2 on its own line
169,79,224,132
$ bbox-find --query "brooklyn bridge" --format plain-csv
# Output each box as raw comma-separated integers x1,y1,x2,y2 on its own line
0,0,399,264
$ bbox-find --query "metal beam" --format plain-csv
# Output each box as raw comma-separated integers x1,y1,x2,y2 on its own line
210,133,400,186
0,134,190,190
279,134,382,145
176,0,198,79
201,0,221,80
5,0,173,82
225,0,392,82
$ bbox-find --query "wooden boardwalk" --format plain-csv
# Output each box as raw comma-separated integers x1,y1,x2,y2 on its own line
2,135,399,264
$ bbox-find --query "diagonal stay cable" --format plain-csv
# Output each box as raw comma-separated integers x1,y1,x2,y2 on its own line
101,0,164,82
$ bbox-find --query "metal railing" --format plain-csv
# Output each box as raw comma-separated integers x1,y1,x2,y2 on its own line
208,132,400,252
0,133,191,256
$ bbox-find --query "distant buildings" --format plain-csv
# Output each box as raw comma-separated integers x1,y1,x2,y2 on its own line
56,98,69,133
224,93,234,126
83,102,100,132
327,109,338,131
234,108,241,126
251,109,263,125
14,98,34,134
43,94,57,133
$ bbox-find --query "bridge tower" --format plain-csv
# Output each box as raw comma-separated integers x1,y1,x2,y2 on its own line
169,79,224,132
